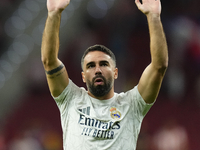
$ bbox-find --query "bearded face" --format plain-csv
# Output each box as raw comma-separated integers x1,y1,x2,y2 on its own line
86,75,113,97
81,51,118,99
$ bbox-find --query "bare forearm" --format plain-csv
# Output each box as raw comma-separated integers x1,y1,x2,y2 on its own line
147,14,168,71
41,11,62,69
136,0,168,103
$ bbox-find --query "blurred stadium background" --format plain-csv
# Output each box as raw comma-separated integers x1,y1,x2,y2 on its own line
0,0,200,149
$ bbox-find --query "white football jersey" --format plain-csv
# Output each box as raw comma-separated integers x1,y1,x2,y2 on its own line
53,79,153,150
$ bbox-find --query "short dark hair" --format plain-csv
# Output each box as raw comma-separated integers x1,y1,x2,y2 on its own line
81,44,116,70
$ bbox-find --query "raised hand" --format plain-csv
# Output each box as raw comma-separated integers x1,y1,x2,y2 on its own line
47,0,70,13
135,0,161,16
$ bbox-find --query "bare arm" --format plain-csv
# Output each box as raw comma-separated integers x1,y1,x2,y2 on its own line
41,0,70,97
135,0,168,104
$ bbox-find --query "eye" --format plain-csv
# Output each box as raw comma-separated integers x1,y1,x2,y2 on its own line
102,64,108,66
87,64,95,69
100,62,109,67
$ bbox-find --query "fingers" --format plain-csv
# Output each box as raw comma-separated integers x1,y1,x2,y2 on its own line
135,0,141,7
135,0,161,15
135,0,142,10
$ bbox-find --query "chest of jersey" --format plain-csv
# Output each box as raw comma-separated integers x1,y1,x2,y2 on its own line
61,96,140,150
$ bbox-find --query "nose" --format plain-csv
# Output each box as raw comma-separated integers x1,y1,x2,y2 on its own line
95,66,102,75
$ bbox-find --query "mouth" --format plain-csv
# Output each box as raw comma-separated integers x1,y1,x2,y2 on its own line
94,77,104,85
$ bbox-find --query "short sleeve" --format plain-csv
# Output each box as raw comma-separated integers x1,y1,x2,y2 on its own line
52,79,83,113
127,86,154,121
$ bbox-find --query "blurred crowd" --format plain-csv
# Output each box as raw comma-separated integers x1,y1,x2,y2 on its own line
1,0,200,149
0,0,20,56
0,121,62,150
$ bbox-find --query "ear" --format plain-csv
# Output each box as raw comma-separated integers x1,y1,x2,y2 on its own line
114,68,118,79
81,71,86,83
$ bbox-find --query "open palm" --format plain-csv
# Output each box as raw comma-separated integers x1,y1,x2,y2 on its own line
47,0,70,12
135,0,161,16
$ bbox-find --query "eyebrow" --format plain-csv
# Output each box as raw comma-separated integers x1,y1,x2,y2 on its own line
100,60,109,65
86,62,95,68
86,60,110,68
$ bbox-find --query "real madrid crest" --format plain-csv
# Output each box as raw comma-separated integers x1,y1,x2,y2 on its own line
110,107,121,120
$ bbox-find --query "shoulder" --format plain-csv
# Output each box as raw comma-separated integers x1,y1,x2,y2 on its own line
53,79,87,103
116,85,153,108
116,86,139,99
